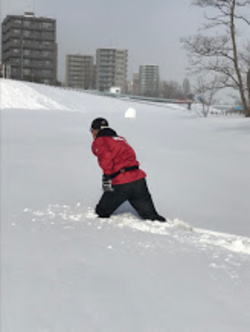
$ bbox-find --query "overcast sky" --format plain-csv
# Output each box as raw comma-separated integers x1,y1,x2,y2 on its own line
1,0,248,85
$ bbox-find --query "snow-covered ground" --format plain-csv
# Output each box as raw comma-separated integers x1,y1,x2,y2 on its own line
1,79,250,332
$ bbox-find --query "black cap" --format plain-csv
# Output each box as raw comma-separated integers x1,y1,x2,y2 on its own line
91,118,109,130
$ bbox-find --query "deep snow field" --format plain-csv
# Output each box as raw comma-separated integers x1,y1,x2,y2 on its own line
1,79,250,332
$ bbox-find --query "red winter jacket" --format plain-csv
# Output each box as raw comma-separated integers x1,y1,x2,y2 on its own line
92,128,146,185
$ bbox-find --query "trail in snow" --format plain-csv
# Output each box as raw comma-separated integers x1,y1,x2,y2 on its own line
20,204,250,256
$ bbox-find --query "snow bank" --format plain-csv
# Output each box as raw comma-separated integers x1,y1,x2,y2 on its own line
1,79,250,332
0,79,68,110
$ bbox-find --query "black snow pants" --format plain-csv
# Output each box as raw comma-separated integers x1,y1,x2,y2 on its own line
95,178,166,221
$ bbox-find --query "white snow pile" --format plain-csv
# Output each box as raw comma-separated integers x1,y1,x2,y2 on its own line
125,107,137,118
0,79,130,113
0,79,68,110
1,79,250,332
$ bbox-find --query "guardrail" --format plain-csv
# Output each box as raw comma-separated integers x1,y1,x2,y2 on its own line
78,89,193,107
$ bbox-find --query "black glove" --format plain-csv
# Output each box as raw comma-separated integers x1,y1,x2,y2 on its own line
102,174,114,192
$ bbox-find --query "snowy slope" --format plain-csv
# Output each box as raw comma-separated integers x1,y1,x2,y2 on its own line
1,79,250,332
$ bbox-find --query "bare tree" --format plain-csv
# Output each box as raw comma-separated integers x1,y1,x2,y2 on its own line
183,78,192,98
248,69,250,100
194,75,219,117
160,80,185,99
182,0,250,117
242,42,250,101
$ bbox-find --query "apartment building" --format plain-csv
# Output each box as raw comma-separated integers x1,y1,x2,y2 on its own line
96,48,128,92
1,12,57,84
139,65,160,97
66,54,95,89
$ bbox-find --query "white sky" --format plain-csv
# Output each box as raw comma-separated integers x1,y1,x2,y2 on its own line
1,0,249,85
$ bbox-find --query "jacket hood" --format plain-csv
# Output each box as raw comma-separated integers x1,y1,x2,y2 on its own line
96,128,118,138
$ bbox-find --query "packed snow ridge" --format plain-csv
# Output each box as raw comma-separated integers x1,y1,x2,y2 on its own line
22,204,250,256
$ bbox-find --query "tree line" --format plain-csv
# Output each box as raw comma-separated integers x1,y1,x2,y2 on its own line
181,0,250,117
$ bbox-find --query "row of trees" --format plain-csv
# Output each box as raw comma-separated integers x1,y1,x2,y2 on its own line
182,0,250,117
160,78,192,100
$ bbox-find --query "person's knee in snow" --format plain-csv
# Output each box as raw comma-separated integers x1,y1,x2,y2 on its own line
95,205,110,218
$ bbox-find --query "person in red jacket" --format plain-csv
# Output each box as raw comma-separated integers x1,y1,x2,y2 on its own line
91,117,166,222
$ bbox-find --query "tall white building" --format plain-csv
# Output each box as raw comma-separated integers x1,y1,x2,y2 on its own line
139,65,160,97
96,48,128,92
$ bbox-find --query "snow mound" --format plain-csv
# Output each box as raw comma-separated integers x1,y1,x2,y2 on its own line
0,79,69,110
125,107,136,118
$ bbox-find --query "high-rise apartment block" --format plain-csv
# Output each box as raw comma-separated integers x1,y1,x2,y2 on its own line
96,48,128,92
139,65,160,97
1,12,57,84
66,54,95,89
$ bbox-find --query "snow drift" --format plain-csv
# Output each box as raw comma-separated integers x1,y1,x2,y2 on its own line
1,79,250,332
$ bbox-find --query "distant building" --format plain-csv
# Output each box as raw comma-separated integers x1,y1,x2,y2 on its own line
132,73,140,95
96,48,128,92
0,63,11,78
92,64,97,89
1,12,57,84
126,80,133,95
66,54,95,89
139,65,160,97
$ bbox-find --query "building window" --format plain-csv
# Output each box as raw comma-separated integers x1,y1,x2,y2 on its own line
42,32,54,40
11,58,20,64
42,22,53,29
42,50,52,57
23,30,31,37
42,41,52,47
23,21,31,27
41,69,51,76
12,68,19,75
43,79,51,84
23,68,31,75
24,59,31,65
23,49,31,56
